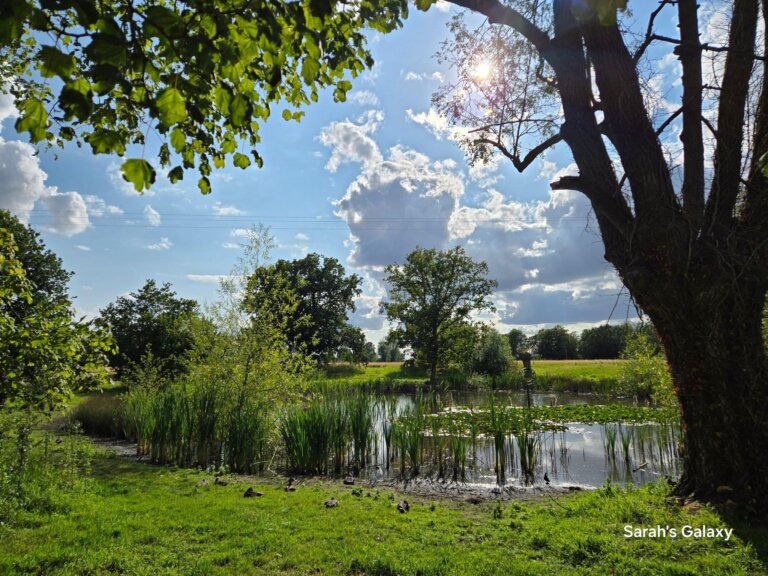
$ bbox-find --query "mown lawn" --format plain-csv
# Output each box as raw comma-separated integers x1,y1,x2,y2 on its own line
1,449,765,576
530,360,625,380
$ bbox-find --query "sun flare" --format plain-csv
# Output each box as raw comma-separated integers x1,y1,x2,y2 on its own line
472,60,493,81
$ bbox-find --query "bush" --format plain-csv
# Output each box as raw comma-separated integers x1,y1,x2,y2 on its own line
617,331,674,405
71,395,123,436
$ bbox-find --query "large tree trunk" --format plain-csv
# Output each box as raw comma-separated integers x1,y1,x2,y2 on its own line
622,250,768,515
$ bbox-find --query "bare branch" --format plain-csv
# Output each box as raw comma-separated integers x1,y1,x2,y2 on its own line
477,132,562,172
445,0,555,66
633,0,676,64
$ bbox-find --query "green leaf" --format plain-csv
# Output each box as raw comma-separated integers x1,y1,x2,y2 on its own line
144,6,185,38
233,152,251,169
281,109,293,121
301,57,320,84
121,159,156,192
38,45,76,80
198,176,211,194
86,129,126,155
168,166,184,183
156,87,187,126
170,127,186,152
85,33,127,66
414,0,435,10
15,98,48,143
59,79,93,120
230,94,248,127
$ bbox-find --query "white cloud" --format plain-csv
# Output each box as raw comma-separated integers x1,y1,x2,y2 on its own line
0,90,17,130
213,202,245,216
295,233,309,241
230,228,251,238
348,91,380,106
144,205,161,226
406,108,469,142
85,195,123,217
318,110,384,172
147,237,172,250
222,242,241,249
186,274,228,284
76,245,91,251
0,136,89,235
403,71,444,82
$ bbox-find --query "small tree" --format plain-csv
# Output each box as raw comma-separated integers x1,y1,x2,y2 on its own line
506,328,528,358
531,325,579,360
245,253,361,362
618,331,675,407
377,332,405,362
473,330,513,387
579,324,626,359
98,280,198,377
381,246,497,386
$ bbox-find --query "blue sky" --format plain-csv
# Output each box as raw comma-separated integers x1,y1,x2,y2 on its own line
1,2,718,344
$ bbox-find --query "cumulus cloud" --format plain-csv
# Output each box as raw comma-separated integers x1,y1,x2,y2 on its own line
147,237,172,250
0,91,17,128
186,274,228,283
403,71,444,82
76,245,91,251
144,205,161,226
318,110,384,172
348,91,380,106
321,112,631,330
295,233,309,241
0,136,90,235
85,195,123,217
213,202,245,216
222,242,240,249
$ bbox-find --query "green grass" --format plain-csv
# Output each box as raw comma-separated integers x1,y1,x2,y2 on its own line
531,360,625,380
1,448,766,575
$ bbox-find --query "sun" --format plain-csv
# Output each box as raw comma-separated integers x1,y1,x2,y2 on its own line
472,60,493,81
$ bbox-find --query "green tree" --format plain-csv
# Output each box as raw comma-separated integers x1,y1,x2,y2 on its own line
381,246,497,386
420,0,768,512
618,331,675,407
506,328,528,357
531,325,579,360
377,331,404,362
245,253,361,362
2,0,408,193
473,330,513,387
98,279,198,377
579,324,626,359
0,215,111,410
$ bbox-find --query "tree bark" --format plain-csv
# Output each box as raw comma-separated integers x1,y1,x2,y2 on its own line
628,268,768,515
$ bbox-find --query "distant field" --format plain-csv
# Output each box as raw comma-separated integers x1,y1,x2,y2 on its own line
530,360,625,380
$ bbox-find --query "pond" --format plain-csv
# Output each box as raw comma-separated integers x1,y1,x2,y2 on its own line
350,390,681,489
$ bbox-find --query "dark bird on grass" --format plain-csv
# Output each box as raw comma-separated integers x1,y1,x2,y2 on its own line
544,472,550,486
285,478,297,492
55,436,62,444
244,487,263,498
397,500,410,513
343,475,355,485
214,477,228,486
325,498,339,508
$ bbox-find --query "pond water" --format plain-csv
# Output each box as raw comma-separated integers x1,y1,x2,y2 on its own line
356,391,681,489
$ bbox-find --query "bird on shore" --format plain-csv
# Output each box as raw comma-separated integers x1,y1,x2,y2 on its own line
543,472,550,486
214,477,228,486
325,498,339,508
397,500,410,513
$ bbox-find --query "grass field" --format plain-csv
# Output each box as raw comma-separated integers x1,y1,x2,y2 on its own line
314,360,625,394
1,447,765,576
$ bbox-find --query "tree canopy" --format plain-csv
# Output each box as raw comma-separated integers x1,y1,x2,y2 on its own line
244,252,362,362
0,212,112,410
381,246,496,385
530,325,578,360
1,0,408,192
98,279,199,376
578,324,626,359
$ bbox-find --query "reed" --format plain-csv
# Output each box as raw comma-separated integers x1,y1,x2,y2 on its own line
347,392,374,475
489,395,509,485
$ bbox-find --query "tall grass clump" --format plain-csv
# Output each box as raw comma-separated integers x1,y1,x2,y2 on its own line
280,399,333,474
346,392,375,474
392,400,426,477
489,395,510,485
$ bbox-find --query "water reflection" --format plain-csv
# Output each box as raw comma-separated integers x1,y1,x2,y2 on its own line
361,392,681,488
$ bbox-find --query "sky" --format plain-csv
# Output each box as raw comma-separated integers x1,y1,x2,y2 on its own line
0,2,727,344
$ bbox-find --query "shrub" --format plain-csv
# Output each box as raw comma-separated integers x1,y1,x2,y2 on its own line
617,331,674,405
